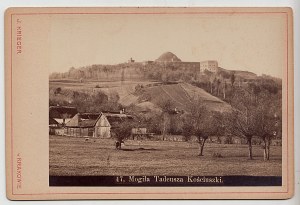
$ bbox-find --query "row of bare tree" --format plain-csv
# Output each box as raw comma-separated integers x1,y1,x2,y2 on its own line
113,82,281,161
180,84,281,160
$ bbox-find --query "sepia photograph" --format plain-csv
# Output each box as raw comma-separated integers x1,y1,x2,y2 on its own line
5,7,294,199
48,9,284,186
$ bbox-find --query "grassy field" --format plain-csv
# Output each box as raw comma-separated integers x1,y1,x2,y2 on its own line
49,135,282,176
49,80,155,90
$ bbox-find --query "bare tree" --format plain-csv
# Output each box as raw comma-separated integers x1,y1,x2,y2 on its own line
225,80,282,160
216,78,221,96
103,66,109,79
223,81,227,99
224,89,258,160
158,99,174,140
230,72,235,87
255,91,281,160
209,75,215,94
182,122,193,141
183,101,222,156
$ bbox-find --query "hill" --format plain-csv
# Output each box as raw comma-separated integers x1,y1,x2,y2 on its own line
119,82,231,113
49,51,265,84
217,67,257,80
50,80,232,114
230,70,257,80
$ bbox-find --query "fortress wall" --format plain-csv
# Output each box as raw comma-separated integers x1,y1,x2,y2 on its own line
156,61,200,72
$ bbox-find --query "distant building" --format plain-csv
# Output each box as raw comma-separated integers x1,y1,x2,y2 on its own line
49,106,78,125
200,60,218,72
65,113,110,138
155,52,200,72
143,60,154,66
49,106,78,136
155,52,182,62
49,117,59,135
134,52,219,74
128,57,135,63
64,112,133,138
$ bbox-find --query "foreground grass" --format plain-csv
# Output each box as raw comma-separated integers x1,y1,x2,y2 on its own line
49,135,282,176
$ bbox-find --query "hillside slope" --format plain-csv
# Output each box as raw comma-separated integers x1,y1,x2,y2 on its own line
119,83,231,113
50,80,232,114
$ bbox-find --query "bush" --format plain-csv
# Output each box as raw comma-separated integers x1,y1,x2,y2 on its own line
224,136,233,144
252,138,262,145
212,152,223,158
54,87,62,95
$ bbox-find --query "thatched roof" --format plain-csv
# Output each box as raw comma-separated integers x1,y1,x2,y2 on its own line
49,106,78,119
66,113,101,128
104,113,133,128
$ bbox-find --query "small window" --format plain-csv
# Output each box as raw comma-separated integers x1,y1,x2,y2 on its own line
88,128,94,136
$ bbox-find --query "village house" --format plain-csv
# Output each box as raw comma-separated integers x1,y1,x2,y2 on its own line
49,106,78,135
49,106,78,125
200,60,218,72
49,117,59,135
64,112,133,138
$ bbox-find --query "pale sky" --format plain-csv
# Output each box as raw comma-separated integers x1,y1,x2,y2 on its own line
49,13,286,78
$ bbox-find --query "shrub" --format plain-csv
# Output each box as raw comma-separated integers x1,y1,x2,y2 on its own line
54,87,62,95
252,138,262,145
224,136,233,144
212,152,223,158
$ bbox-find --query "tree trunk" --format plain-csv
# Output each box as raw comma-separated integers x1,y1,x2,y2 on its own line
264,148,267,161
161,113,168,141
266,136,271,160
246,136,253,160
198,138,207,156
223,87,226,99
116,140,122,150
263,135,271,160
263,139,267,161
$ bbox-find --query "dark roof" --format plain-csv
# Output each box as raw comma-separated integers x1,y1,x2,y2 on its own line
78,113,102,127
49,118,59,125
104,113,133,128
66,113,102,128
78,119,98,127
79,113,101,120
103,113,133,119
49,106,78,119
